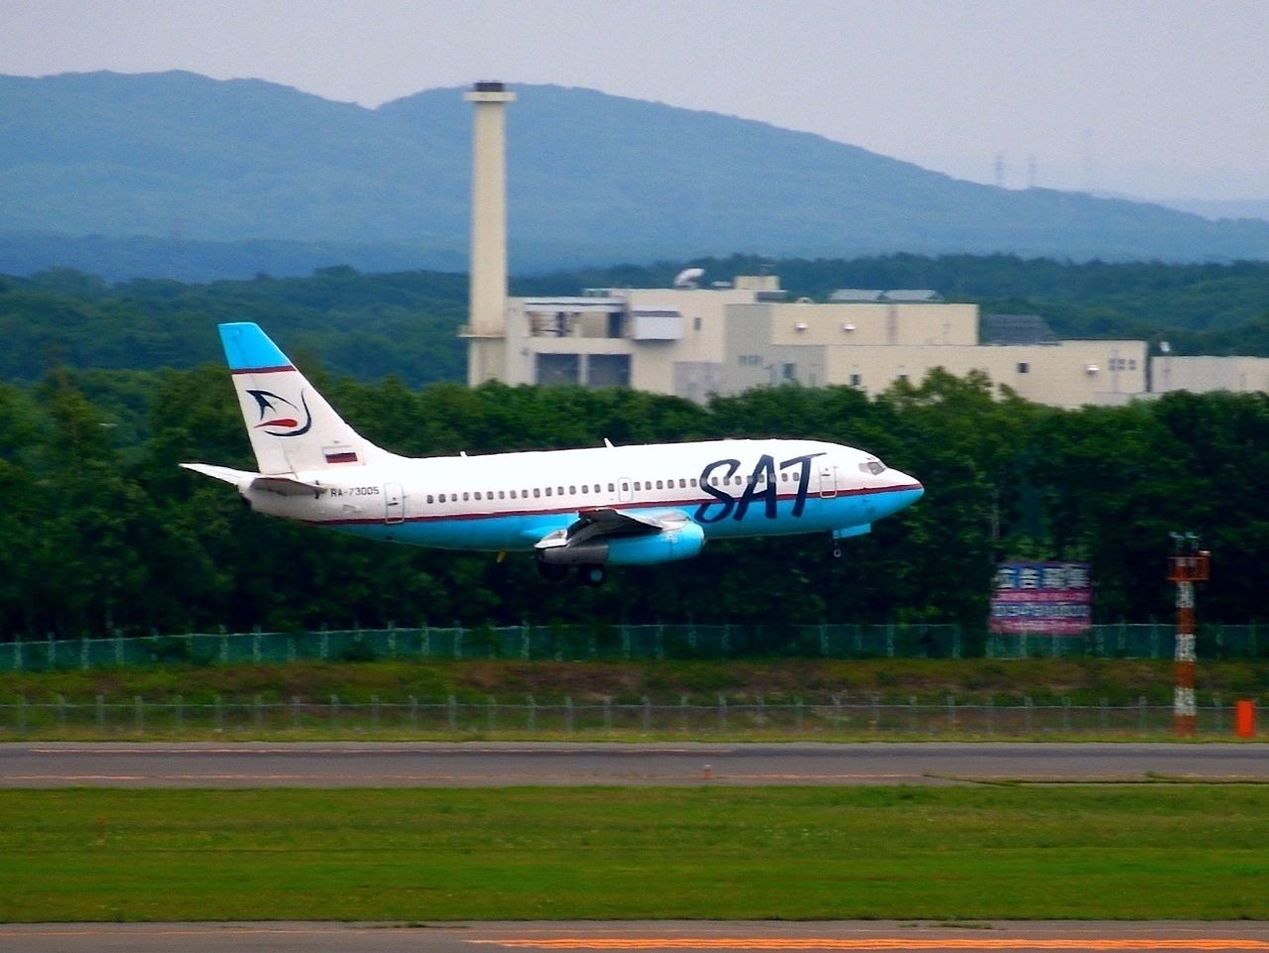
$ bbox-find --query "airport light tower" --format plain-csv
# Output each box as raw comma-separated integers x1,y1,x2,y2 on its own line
463,80,515,386
1167,532,1210,737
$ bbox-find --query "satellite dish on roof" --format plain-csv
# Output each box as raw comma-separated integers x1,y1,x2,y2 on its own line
673,267,705,289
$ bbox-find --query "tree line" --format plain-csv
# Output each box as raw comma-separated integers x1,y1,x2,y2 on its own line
1,364,1265,640
4,254,1269,388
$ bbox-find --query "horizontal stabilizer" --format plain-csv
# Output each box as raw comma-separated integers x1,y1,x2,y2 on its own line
181,463,325,496
179,463,255,486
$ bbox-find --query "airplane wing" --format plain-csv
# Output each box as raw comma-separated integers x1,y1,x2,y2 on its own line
534,507,689,552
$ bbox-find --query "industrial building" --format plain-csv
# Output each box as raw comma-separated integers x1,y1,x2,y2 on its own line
459,82,1258,409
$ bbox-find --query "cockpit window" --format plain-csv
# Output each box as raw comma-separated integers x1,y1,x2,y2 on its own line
860,459,888,475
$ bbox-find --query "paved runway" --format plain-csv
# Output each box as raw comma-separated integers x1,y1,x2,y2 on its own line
1,741,1265,787
2,921,1267,953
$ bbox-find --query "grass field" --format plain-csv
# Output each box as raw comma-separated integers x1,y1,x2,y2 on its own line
4,658,1267,705
2,786,1266,922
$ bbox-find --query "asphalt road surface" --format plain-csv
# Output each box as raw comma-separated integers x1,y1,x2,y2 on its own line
2,920,1267,953
1,741,1265,787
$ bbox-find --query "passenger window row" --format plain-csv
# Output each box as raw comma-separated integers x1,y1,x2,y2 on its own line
422,468,806,506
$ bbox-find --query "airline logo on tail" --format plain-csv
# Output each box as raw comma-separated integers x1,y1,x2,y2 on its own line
246,388,312,437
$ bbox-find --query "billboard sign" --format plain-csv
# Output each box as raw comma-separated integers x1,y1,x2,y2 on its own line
989,561,1092,635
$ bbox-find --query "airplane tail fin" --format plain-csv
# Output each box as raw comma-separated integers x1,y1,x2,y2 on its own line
216,322,389,475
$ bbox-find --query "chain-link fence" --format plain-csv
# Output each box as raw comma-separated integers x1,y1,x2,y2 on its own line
0,622,1263,672
0,693,1259,739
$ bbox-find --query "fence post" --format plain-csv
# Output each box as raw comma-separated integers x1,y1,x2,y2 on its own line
17,695,26,735
11,636,19,672
1212,693,1223,734
872,693,881,731
486,695,496,732
909,696,918,733
388,623,397,660
320,629,329,661
655,625,665,661
214,694,224,730
680,694,689,731
56,693,66,729
603,696,612,732
447,695,457,732
1063,696,1072,732
565,695,574,733
1024,696,1033,733
254,694,263,730
526,694,536,732
175,694,183,732
1138,695,1147,734
947,693,956,731
330,694,339,729
80,637,89,671
644,696,653,732
819,624,829,658
454,622,464,660
115,630,123,666
986,696,994,736
521,623,531,661
717,694,727,732
622,625,631,661
219,629,228,665
953,625,962,660
795,697,804,731
292,696,302,730
288,635,297,664
134,695,144,732
253,629,261,664
1099,697,1109,731
409,695,418,731
372,695,380,730
96,694,105,731
886,623,896,658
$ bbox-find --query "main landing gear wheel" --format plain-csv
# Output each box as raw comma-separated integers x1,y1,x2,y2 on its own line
578,565,607,587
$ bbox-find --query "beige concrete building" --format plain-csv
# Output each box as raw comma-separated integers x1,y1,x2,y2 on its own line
490,275,1150,409
1151,355,1269,395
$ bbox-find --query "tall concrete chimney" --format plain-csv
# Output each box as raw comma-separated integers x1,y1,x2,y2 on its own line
464,80,515,385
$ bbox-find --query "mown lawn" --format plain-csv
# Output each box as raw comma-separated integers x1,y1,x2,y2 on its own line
2,785,1266,922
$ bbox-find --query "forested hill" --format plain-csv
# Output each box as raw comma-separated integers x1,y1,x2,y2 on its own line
3,255,1268,386
4,71,1269,282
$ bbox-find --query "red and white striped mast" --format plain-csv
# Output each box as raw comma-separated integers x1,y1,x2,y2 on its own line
1167,532,1210,737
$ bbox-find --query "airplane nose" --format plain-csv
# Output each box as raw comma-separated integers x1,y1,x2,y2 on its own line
890,470,924,510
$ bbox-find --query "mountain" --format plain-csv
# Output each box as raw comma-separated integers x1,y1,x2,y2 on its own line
3,70,1269,280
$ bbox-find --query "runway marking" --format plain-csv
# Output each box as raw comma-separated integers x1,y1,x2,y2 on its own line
473,940,1269,950
0,927,341,937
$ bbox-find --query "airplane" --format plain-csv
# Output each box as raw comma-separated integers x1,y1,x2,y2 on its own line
183,322,924,585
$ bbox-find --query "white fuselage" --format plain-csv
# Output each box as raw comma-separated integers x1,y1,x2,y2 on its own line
242,437,923,553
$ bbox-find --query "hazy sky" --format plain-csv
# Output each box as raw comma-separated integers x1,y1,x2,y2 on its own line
4,0,1267,199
